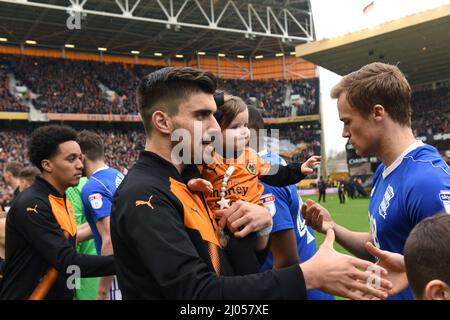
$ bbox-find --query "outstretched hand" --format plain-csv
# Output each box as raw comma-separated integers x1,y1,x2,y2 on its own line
302,229,392,300
365,242,409,296
301,155,321,175
301,199,335,234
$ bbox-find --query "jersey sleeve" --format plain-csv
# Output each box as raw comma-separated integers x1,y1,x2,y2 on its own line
405,169,450,225
261,183,294,233
251,149,306,186
82,185,112,223
259,162,306,187
13,197,115,277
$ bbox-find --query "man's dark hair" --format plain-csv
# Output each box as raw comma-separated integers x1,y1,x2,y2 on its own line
28,125,78,171
247,106,265,131
77,130,104,161
4,161,22,177
404,213,450,298
136,67,217,135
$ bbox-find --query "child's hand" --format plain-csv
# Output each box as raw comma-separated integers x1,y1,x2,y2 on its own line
301,155,321,175
187,178,214,194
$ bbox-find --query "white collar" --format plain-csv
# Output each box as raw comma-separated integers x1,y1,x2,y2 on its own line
92,165,109,176
382,141,424,179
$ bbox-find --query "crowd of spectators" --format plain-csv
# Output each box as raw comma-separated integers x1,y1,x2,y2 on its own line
1,54,449,134
0,129,29,207
10,56,125,114
0,58,29,112
0,55,319,117
411,86,450,137
220,78,319,118
270,122,322,164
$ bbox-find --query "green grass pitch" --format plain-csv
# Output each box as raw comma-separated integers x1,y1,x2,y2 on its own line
300,193,371,255
300,193,371,299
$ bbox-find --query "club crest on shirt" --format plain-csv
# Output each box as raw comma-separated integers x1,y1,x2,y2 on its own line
246,162,257,175
378,185,394,219
89,193,103,210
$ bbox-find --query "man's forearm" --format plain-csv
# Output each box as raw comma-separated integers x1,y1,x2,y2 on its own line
0,217,6,259
97,240,114,299
76,223,93,243
333,224,373,260
255,234,269,251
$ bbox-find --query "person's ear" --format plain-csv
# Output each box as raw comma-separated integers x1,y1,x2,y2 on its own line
41,159,53,174
424,280,450,300
152,110,172,135
372,104,385,122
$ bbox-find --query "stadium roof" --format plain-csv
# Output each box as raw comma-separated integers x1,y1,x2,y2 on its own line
0,0,314,59
294,4,450,85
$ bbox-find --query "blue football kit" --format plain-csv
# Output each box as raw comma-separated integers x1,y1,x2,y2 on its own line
259,150,334,300
369,141,450,300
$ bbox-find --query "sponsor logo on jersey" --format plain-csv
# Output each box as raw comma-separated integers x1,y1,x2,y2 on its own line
212,186,249,198
135,195,154,209
439,190,450,213
26,204,38,214
440,191,450,201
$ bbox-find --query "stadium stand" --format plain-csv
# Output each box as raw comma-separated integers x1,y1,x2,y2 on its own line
0,55,318,117
0,59,28,112
411,85,450,137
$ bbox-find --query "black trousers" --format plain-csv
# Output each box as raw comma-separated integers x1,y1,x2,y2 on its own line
318,191,326,202
338,191,346,204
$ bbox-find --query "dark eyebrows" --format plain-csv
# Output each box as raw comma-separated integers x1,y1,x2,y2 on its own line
65,152,81,160
193,108,214,117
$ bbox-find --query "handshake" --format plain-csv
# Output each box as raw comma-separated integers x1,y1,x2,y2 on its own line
300,199,408,300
